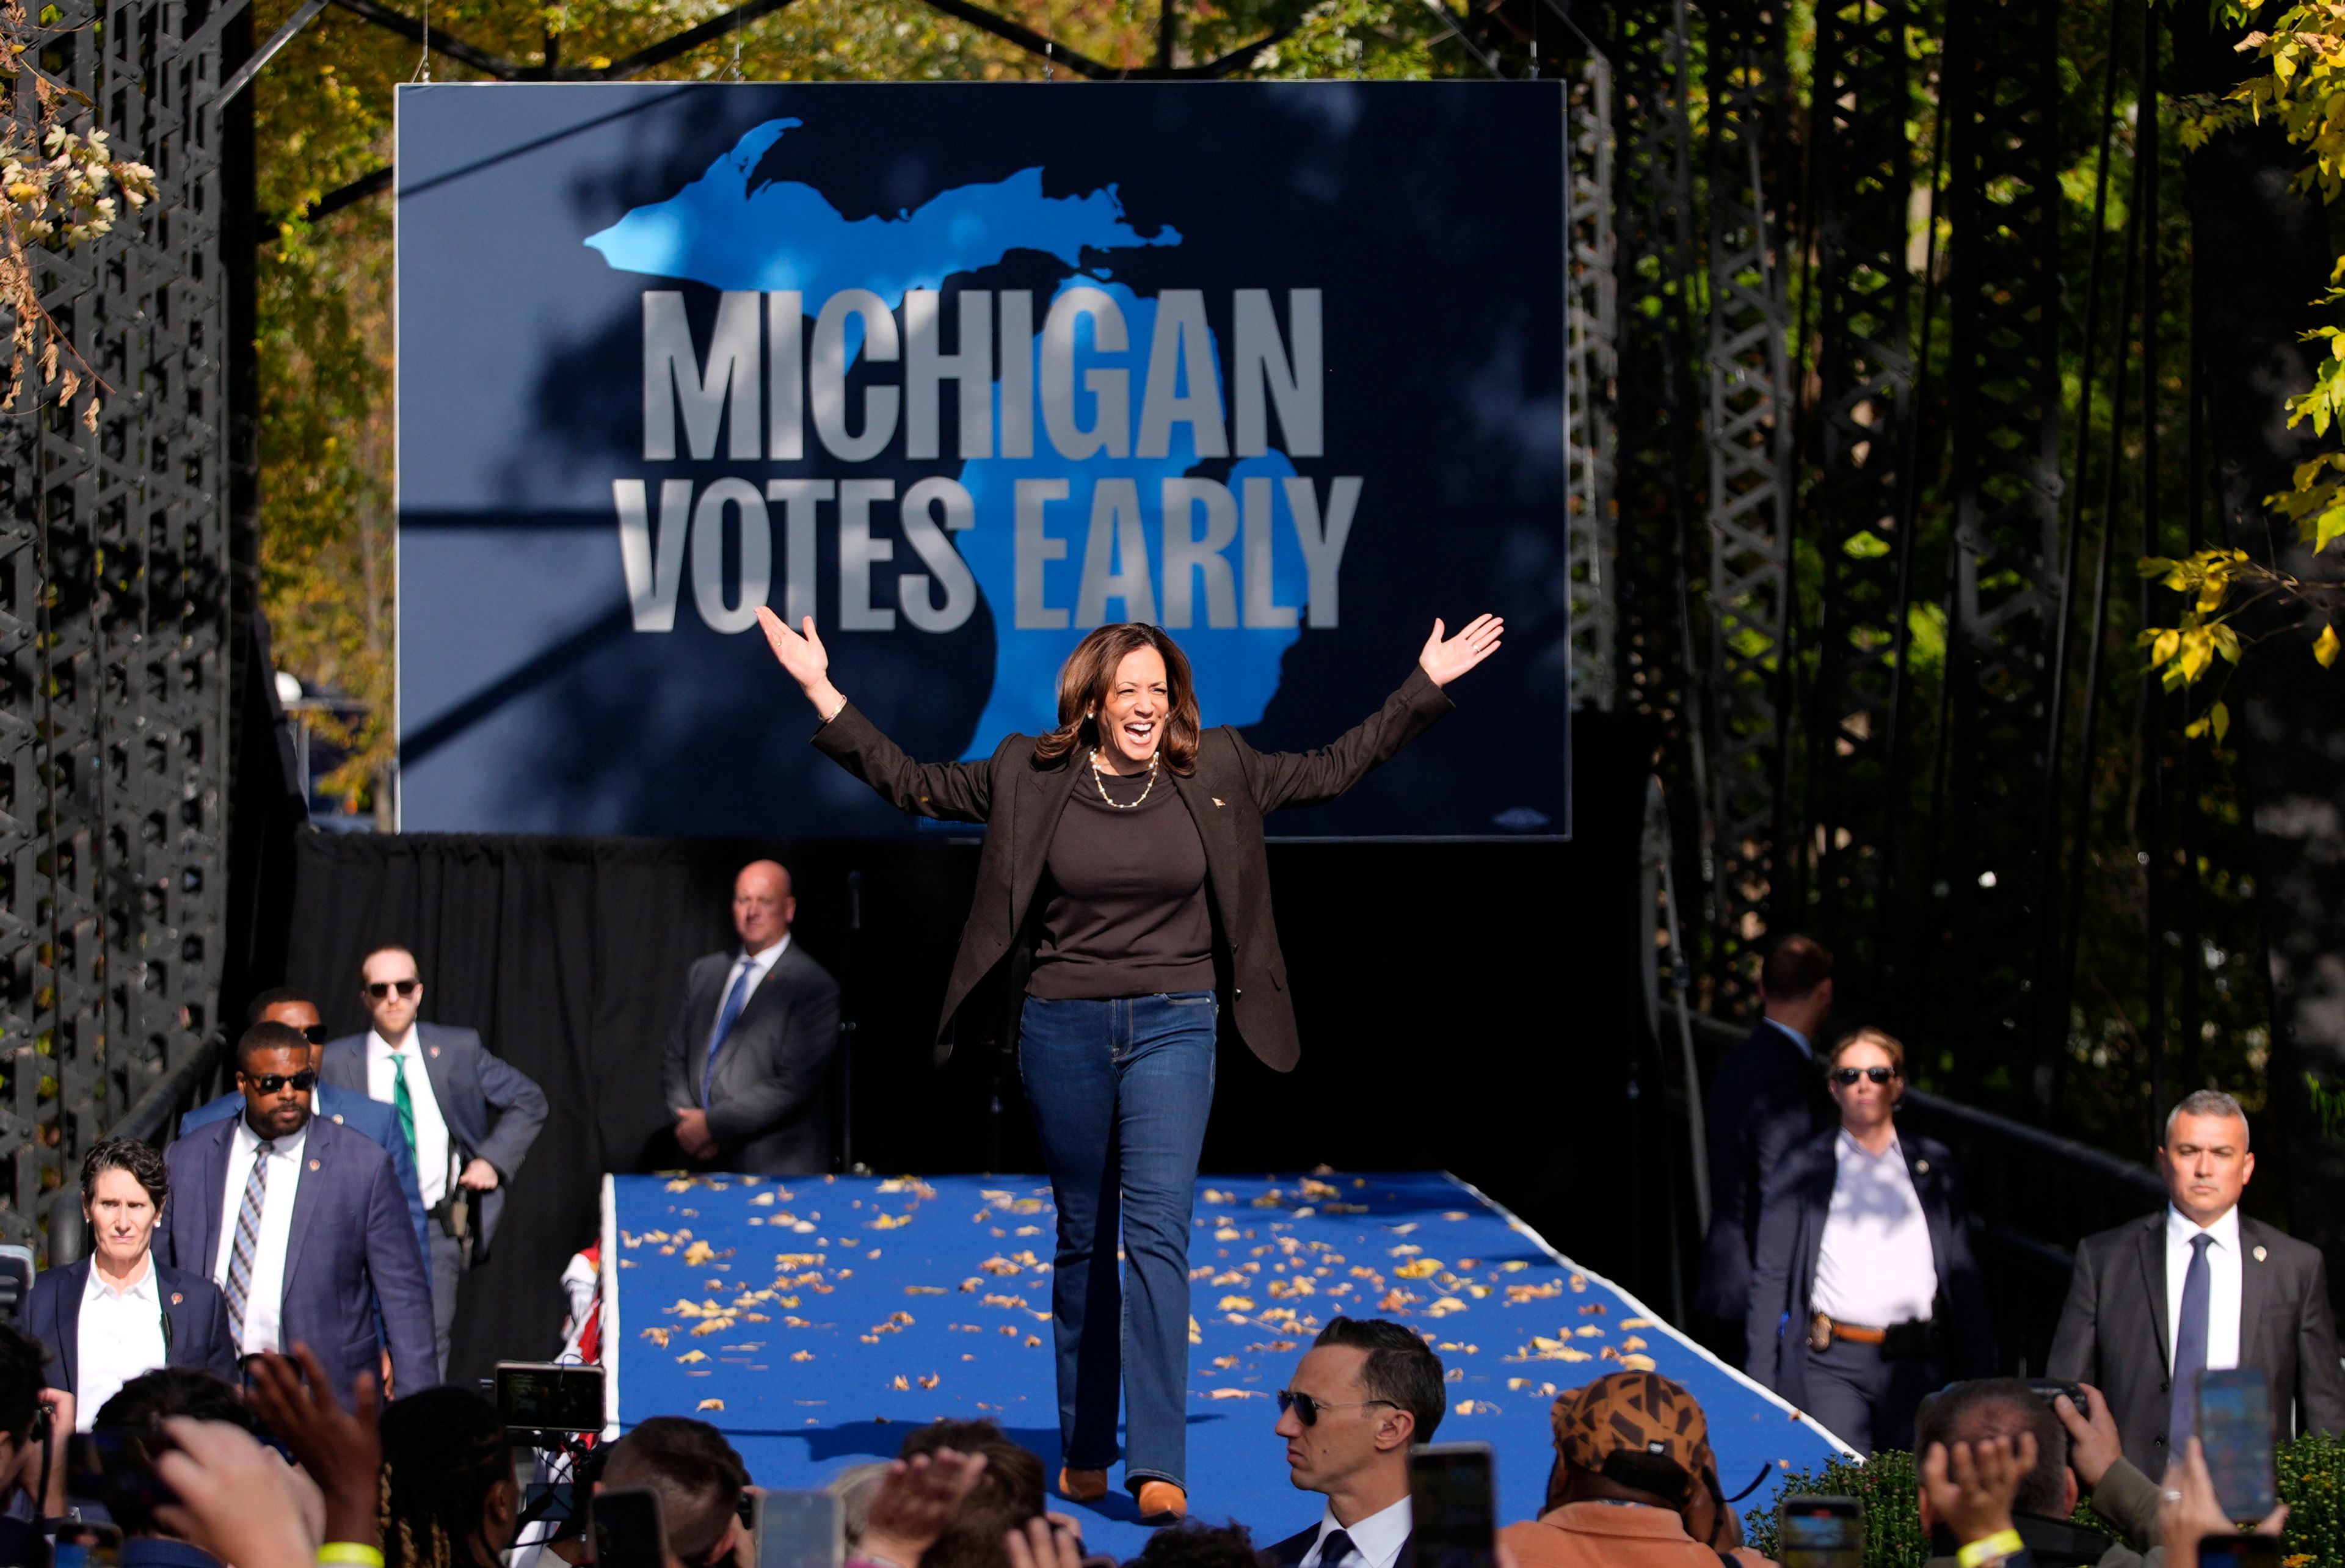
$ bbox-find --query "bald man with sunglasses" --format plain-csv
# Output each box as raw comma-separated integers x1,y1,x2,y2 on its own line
321,944,548,1374
1264,1318,1447,1568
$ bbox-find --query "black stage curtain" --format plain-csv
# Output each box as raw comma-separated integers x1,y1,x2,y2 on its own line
278,714,1656,1390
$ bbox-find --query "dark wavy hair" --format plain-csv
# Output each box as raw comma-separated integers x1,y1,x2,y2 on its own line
1032,624,1202,774
81,1136,167,1210
380,1386,512,1568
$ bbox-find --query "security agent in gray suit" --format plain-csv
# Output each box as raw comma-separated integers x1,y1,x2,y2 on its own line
2047,1088,2345,1478
319,944,549,1375
663,860,842,1175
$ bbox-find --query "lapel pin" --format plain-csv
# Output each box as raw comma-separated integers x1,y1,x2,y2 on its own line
1916,1159,1930,1174
1212,797,1226,807
170,1293,182,1305
310,1159,321,1171
332,1114,345,1124
2255,1246,2267,1262
429,1045,441,1059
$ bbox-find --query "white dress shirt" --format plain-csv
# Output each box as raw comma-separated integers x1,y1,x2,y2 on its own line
709,936,791,1053
2165,1204,2244,1373
75,1254,165,1430
1298,1495,1412,1568
368,1026,452,1207
1765,1018,1812,1057
1810,1130,1939,1327
211,1119,308,1356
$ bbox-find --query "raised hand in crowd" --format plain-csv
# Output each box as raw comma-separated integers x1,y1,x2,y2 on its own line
854,1446,990,1568
2050,1385,2123,1494
2154,1437,2289,1568
1005,1513,1086,1568
247,1343,385,1551
153,1415,322,1568
1921,1431,2035,1559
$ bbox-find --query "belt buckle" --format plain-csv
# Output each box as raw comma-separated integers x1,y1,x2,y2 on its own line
1807,1312,1834,1353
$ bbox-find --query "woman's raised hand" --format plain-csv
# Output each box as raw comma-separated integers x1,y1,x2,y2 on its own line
757,608,848,719
1419,614,1505,687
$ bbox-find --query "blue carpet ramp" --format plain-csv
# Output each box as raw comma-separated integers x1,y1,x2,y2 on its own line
604,1171,1848,1559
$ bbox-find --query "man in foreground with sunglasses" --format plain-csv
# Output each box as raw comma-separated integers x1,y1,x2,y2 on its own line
157,1020,437,1406
322,944,548,1376
1743,1027,1993,1453
180,989,432,1282
1263,1317,1446,1568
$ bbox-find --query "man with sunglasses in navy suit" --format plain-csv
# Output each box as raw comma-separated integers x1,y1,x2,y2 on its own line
1263,1319,1446,1568
180,988,431,1283
156,1020,436,1406
320,943,548,1375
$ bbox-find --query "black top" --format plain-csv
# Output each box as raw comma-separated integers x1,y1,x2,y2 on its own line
810,666,1455,1071
1027,756,1216,1000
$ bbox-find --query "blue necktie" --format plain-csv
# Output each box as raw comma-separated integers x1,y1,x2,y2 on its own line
701,958,756,1108
2170,1232,2215,1452
1315,1530,1358,1568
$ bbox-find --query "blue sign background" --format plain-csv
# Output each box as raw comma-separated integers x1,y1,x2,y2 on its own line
396,82,1568,837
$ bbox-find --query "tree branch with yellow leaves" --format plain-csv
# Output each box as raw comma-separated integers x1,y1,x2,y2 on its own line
2148,0,2345,723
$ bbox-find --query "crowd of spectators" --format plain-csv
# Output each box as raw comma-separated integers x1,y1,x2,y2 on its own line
0,913,2327,1568
0,1308,2283,1568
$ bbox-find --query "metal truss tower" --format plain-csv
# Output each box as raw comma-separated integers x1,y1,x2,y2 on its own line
1699,0,1797,1007
1567,56,1619,716
0,0,241,1247
1805,0,1916,1022
1940,0,2063,1097
1609,0,1711,970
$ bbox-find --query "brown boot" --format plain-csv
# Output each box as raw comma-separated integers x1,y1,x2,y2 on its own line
1135,1481,1187,1522
1058,1467,1109,1503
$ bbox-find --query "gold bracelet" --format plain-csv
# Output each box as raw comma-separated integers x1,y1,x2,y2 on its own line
1955,1528,2024,1568
319,1545,385,1567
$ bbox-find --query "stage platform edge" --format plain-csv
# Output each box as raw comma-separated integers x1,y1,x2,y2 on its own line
602,1171,1852,1559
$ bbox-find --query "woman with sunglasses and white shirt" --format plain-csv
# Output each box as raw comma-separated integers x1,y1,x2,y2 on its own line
1743,1027,1994,1453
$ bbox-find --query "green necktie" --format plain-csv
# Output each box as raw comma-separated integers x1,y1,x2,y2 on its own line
391,1050,417,1156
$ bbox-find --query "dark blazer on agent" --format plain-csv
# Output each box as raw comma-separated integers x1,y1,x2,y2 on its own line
21,1255,239,1400
155,1112,437,1404
2046,1210,2345,1476
1264,1524,1413,1568
1744,1127,1995,1410
812,667,1454,1070
181,1083,432,1278
1695,1020,1832,1322
661,940,842,1174
318,1022,548,1258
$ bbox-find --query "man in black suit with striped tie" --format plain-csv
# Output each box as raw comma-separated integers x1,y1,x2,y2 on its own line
1263,1319,1445,1568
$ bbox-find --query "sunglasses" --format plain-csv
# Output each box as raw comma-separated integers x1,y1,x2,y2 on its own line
242,1069,318,1095
1275,1390,1396,1426
1831,1066,1897,1086
364,979,420,1000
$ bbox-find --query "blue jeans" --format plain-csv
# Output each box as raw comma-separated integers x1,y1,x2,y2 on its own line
1018,991,1217,1491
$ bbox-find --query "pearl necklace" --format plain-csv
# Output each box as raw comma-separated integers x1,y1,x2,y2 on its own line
1089,746,1160,808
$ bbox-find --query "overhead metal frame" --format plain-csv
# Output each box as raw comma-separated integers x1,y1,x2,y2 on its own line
1940,0,2064,1100
0,0,241,1248
1803,0,1916,1018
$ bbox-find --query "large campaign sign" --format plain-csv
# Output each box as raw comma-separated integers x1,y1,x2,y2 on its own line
396,83,1568,837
